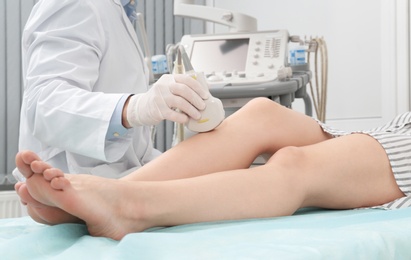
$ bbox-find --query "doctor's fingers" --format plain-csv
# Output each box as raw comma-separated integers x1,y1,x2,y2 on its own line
173,74,210,100
161,94,202,122
160,107,190,124
168,81,206,111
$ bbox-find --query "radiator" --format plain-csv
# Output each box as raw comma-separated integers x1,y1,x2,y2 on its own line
0,191,26,219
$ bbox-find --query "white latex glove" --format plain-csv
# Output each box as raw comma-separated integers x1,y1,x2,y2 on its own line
127,74,210,127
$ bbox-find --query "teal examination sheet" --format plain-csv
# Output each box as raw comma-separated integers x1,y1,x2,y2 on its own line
1,207,411,259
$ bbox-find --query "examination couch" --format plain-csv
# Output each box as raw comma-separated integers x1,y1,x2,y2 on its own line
1,207,411,259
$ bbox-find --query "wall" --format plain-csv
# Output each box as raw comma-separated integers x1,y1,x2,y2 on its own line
207,0,410,131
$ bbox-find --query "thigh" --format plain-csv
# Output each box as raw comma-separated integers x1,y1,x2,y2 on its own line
226,98,332,154
281,134,404,209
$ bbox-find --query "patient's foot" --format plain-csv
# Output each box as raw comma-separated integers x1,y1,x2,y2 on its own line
15,150,150,240
15,151,81,225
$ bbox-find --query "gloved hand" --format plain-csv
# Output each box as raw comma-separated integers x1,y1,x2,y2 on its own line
127,74,210,127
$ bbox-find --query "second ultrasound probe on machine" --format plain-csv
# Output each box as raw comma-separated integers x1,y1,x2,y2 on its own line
175,46,225,133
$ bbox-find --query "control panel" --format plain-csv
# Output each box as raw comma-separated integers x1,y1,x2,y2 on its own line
180,30,289,88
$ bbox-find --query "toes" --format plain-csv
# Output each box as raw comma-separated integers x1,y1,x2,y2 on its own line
43,168,65,181
31,160,53,175
50,176,71,190
20,150,41,165
15,180,79,225
15,151,36,179
16,183,44,207
16,150,54,180
15,183,28,205
15,182,23,192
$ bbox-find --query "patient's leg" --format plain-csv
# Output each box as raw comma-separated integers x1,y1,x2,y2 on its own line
17,152,149,240
17,98,328,226
123,98,331,181
19,134,403,240
15,98,330,227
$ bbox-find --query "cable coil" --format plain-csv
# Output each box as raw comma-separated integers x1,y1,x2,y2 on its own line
307,37,328,123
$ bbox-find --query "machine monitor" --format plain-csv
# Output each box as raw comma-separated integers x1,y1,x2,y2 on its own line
190,38,249,73
180,30,289,88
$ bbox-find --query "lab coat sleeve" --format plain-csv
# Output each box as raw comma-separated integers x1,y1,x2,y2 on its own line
106,94,131,140
22,0,132,162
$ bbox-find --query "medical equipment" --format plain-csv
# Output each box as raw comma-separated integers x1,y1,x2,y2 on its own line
174,46,225,133
136,13,155,84
172,1,311,112
174,1,290,88
162,1,327,149
151,55,168,75
288,35,328,122
173,1,329,123
186,81,225,132
179,30,290,88
12,168,26,183
171,29,313,121
308,37,328,122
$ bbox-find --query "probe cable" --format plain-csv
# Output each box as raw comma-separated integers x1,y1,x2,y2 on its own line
307,37,328,123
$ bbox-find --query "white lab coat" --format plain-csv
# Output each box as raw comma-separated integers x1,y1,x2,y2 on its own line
19,0,161,178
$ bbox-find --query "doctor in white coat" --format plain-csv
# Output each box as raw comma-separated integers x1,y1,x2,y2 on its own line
18,0,209,178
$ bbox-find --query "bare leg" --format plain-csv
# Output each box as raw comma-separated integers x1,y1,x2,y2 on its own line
17,98,330,225
19,133,404,240
130,134,403,224
123,98,331,181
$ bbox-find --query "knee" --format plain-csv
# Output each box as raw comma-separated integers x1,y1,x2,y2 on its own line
264,147,310,199
267,146,307,172
242,97,282,115
225,98,283,126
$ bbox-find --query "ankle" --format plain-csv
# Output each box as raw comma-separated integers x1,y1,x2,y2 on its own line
116,181,161,232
